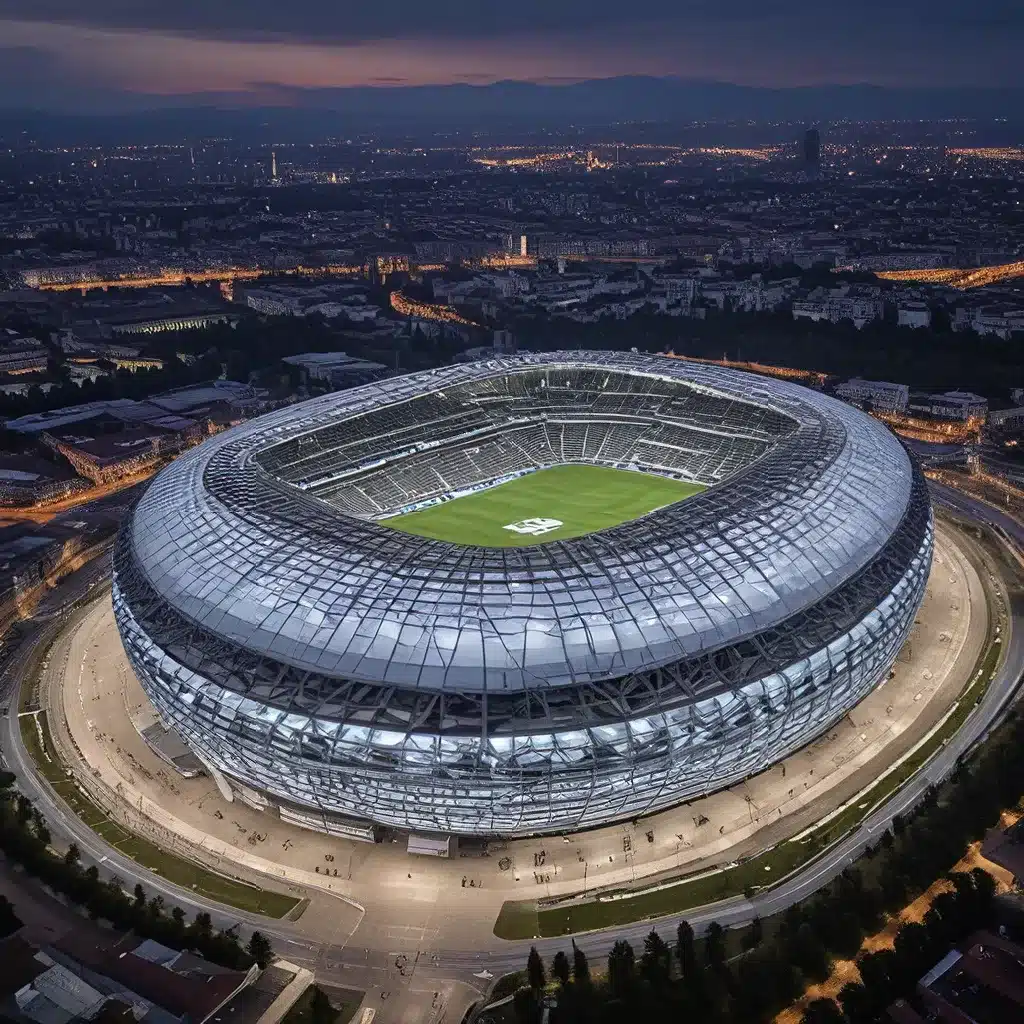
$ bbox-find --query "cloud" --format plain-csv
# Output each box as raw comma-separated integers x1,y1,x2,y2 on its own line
0,0,773,44
0,1,1019,112
0,0,1020,47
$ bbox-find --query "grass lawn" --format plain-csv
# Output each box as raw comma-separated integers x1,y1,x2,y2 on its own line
19,710,301,919
284,985,364,1024
493,557,1007,939
382,464,705,546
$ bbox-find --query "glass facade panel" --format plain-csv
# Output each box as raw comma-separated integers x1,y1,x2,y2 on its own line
113,353,931,837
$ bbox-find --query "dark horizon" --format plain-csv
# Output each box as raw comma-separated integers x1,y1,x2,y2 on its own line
3,77,1024,145
0,0,1020,115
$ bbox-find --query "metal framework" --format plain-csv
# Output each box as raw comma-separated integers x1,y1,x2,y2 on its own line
113,352,932,837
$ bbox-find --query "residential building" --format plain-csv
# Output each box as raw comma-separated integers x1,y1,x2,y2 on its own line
0,933,260,1024
987,406,1024,432
954,305,1024,340
834,378,910,413
916,930,1024,1022
0,455,86,507
927,391,988,421
282,352,389,388
897,302,932,329
792,295,883,328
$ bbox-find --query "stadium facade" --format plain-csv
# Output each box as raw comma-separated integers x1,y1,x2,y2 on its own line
112,352,932,838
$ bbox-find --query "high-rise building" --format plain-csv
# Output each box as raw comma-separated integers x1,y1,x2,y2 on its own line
803,128,821,178
270,150,278,180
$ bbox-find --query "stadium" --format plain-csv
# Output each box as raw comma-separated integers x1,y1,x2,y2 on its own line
112,352,933,839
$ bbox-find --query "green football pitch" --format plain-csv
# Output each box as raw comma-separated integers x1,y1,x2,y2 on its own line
381,464,706,546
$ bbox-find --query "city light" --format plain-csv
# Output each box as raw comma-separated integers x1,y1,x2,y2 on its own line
389,290,479,326
875,260,1024,289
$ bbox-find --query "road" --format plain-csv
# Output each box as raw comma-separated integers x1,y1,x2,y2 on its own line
931,480,1024,543
0,478,150,528
0,482,1021,1006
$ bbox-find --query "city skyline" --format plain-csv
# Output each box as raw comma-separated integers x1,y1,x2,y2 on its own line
0,0,1022,113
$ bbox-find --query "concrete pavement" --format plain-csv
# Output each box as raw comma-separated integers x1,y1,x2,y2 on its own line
0,486,1021,1021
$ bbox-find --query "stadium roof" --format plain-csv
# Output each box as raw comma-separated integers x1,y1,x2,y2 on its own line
124,351,915,693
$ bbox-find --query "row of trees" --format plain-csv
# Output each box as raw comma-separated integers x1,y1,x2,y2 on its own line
508,706,1024,1023
0,348,225,421
0,891,21,937
0,770,273,970
513,303,1024,397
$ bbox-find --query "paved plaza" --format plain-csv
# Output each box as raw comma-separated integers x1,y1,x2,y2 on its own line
33,521,991,962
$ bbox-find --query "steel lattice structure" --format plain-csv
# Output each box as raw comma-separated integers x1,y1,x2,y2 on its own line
113,352,932,837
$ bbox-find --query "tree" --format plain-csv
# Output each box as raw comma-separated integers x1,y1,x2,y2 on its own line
703,921,726,972
743,915,764,950
512,988,538,1024
792,922,831,983
892,922,934,984
837,982,873,1024
0,894,22,939
571,940,590,985
855,949,898,1004
853,884,884,933
16,795,32,826
831,911,864,960
526,946,545,992
639,929,671,986
802,997,847,1023
63,844,81,869
880,871,908,912
247,931,274,969
190,911,213,942
308,987,335,1024
677,919,697,980
550,950,570,987
607,939,635,998
133,883,146,909
970,866,996,908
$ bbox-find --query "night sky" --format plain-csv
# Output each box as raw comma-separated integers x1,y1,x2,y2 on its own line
0,0,1021,112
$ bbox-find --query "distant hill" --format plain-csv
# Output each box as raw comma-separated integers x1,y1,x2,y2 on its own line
2,77,1022,144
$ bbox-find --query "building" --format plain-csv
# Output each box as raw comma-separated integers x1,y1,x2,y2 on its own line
897,302,932,329
954,304,1024,340
0,331,48,375
0,455,87,508
0,522,105,631
916,930,1024,1021
5,399,148,435
0,933,260,1024
110,311,233,336
5,384,254,440
834,378,910,413
927,391,988,421
792,295,883,328
987,406,1024,432
803,127,821,178
281,352,389,389
109,357,165,372
244,289,304,316
43,426,180,486
113,352,931,837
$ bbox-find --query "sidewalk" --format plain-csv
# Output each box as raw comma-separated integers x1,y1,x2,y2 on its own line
38,525,993,917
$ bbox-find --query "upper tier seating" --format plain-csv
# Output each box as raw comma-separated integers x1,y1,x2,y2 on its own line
256,367,795,519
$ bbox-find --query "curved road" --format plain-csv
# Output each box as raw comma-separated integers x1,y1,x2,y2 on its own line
1,483,1022,994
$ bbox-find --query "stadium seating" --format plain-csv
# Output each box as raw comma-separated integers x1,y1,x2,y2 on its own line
257,367,792,518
